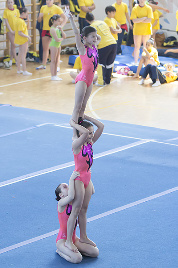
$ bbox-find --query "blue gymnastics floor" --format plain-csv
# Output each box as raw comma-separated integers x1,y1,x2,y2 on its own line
0,105,178,268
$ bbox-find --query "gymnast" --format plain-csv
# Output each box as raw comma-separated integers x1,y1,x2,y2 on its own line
65,7,101,139
55,171,99,263
63,114,104,253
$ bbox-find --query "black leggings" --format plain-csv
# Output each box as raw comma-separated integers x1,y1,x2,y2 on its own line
142,64,167,84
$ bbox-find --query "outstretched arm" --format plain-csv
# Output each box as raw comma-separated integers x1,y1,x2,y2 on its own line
65,6,85,55
83,115,104,144
165,49,178,54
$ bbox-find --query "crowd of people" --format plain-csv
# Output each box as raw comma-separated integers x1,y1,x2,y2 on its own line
2,0,178,264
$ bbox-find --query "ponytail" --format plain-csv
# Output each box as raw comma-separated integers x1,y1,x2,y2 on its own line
49,14,61,27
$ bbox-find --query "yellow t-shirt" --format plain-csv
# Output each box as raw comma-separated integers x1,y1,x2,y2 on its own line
78,0,94,18
156,10,162,17
3,8,20,32
104,17,118,40
14,17,28,45
176,10,178,31
142,47,159,66
112,2,128,25
130,4,153,35
73,56,82,71
90,20,116,49
152,10,159,30
40,5,63,30
165,73,177,83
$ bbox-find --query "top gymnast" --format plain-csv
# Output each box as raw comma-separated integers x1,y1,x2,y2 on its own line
65,7,101,139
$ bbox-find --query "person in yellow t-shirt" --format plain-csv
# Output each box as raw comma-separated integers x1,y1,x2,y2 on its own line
14,7,32,76
176,10,178,32
130,0,153,64
104,6,122,41
37,0,67,69
112,0,132,54
86,12,117,86
78,0,95,33
3,0,20,67
151,7,163,47
134,38,159,78
70,56,98,83
139,63,178,87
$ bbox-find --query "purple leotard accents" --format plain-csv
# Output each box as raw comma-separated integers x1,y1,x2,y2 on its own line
82,143,93,171
86,45,98,72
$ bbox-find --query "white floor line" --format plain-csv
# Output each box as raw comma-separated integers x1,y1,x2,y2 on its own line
152,140,178,148
88,80,117,119
0,186,177,255
0,139,150,188
166,137,178,142
0,125,40,138
0,71,69,88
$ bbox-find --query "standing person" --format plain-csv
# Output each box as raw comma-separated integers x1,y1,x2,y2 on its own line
37,0,67,70
14,7,32,75
65,7,100,139
86,12,117,86
151,7,163,47
55,170,99,263
78,0,96,33
65,115,104,252
104,6,122,43
3,0,20,68
49,15,66,80
176,10,178,34
112,0,132,55
130,0,153,64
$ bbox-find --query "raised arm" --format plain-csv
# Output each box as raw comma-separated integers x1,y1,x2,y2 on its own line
65,6,85,55
83,115,104,144
70,119,89,151
58,171,80,208
60,12,68,28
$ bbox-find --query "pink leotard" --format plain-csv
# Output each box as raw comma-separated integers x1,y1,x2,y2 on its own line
75,45,98,87
74,143,93,189
56,204,77,243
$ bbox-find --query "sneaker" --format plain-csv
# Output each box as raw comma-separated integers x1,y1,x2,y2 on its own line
95,82,105,87
36,65,46,70
138,79,144,85
4,61,11,69
51,76,62,81
9,60,12,66
23,71,32,76
17,70,23,74
152,80,161,87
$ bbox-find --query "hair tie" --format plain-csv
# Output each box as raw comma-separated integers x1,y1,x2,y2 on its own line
78,117,83,124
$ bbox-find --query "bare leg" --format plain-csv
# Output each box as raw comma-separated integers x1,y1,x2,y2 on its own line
55,47,61,76
50,46,58,76
93,74,98,83
17,45,22,72
78,181,96,247
72,81,87,123
65,180,85,252
133,35,142,64
75,237,99,258
42,36,51,66
79,83,93,118
142,35,151,48
152,30,157,48
21,42,28,72
7,32,17,62
70,71,78,80
56,240,82,263
134,56,145,78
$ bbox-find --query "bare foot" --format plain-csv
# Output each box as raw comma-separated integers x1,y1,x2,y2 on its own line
133,73,139,78
65,241,78,252
79,236,96,247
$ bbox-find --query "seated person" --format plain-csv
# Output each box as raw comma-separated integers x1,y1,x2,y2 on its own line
138,63,178,87
70,56,98,83
134,38,159,78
